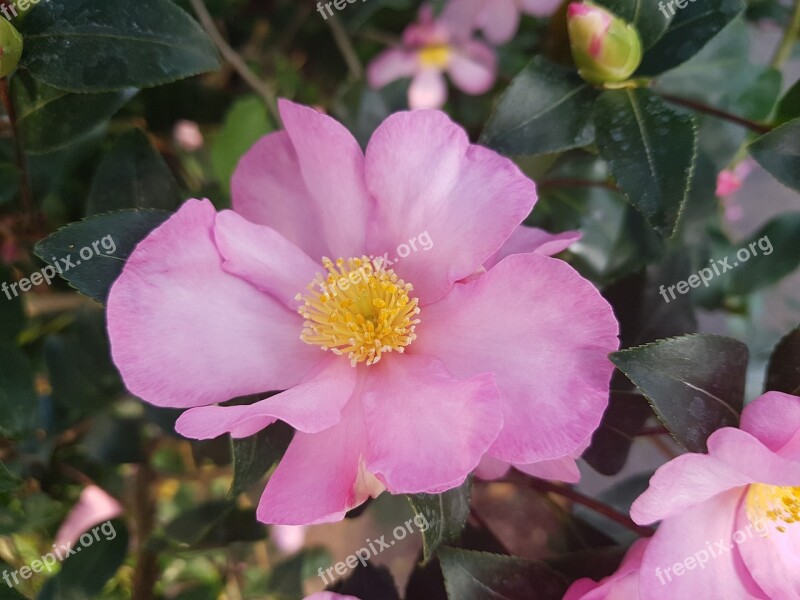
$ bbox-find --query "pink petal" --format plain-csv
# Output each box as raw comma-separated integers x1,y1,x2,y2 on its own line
362,355,502,493
174,357,357,438
107,199,318,408
474,454,512,479
303,594,360,600
516,456,581,483
413,253,619,464
231,100,371,260
55,486,123,548
367,48,418,88
478,0,520,44
564,537,648,599
408,68,448,109
716,170,742,197
736,490,800,599
740,391,800,454
271,524,307,554
257,396,384,525
214,209,320,309
520,0,565,17
448,40,497,95
484,226,581,269
440,0,484,40
705,426,800,484
364,111,536,303
637,489,765,600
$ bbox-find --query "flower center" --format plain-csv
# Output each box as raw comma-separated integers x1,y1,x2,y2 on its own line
746,484,800,533
418,44,451,68
296,256,421,367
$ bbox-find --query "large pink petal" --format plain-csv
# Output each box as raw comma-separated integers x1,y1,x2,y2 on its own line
107,199,318,408
214,210,319,309
564,538,648,600
736,489,800,599
706,426,800,484
478,0,520,44
175,357,357,439
413,253,618,464
484,226,581,268
55,486,122,548
638,489,766,600
364,111,536,303
257,395,384,525
367,48,418,88
740,391,800,455
231,101,371,259
448,40,497,95
408,68,448,109
362,355,502,493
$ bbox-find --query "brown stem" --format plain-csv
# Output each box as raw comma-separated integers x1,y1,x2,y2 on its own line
659,93,773,135
508,475,655,537
0,78,38,232
132,463,158,600
637,425,670,436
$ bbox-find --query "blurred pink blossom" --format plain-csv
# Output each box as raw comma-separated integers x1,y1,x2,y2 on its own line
173,119,204,152
444,0,564,44
715,158,755,198
303,593,360,600
54,485,123,548
271,524,307,554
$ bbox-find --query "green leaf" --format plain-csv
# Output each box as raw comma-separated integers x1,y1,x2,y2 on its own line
0,462,21,494
765,324,800,395
480,57,596,156
775,77,800,125
749,118,800,193
165,501,267,548
266,549,331,598
611,334,748,452
594,88,696,237
230,420,294,497
331,564,402,600
209,96,274,196
11,75,136,154
38,520,129,600
406,478,471,563
0,341,38,438
439,548,568,600
0,265,25,341
637,0,746,76
18,0,220,92
0,164,20,205
595,0,674,48
87,129,182,214
726,213,800,295
34,209,170,303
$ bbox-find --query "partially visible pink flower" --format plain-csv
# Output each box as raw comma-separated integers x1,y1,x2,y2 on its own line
107,100,618,526
564,538,648,599
443,0,564,45
271,524,307,554
367,5,496,109
631,391,800,599
303,594,360,600
173,120,204,152
55,485,123,548
716,158,755,198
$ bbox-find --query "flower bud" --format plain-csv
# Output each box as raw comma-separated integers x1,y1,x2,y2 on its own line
0,19,22,79
567,2,642,85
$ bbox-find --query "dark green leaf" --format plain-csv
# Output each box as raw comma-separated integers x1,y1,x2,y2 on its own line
0,265,25,341
594,88,696,237
0,462,21,494
0,560,26,600
727,213,800,295
12,75,135,154
165,501,267,548
0,341,38,438
331,563,402,600
87,129,182,214
38,520,129,600
480,57,596,156
766,324,800,395
0,164,19,205
595,0,674,48
749,118,800,193
439,548,568,600
407,477,471,563
34,209,170,303
775,77,800,124
19,0,220,92
230,420,294,497
611,334,747,452
266,549,331,598
637,0,746,76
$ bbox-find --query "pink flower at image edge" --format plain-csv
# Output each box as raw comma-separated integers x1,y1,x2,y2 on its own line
55,485,123,548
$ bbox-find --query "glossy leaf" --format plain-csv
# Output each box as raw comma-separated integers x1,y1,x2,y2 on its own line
331,563,402,600
165,501,267,548
230,420,294,497
595,0,674,48
611,334,747,451
749,118,800,193
594,88,696,237
774,77,800,124
766,325,800,395
407,477,471,563
0,341,38,439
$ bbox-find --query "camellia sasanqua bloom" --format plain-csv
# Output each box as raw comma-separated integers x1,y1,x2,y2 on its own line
107,100,619,526
366,5,496,109
563,538,649,599
630,391,800,599
443,0,564,45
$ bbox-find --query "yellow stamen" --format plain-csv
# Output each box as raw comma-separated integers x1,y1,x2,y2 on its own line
296,256,421,367
746,484,800,532
418,44,451,68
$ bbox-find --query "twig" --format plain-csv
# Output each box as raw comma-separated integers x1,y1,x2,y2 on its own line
771,0,800,68
0,78,37,232
188,0,280,123
659,93,772,135
132,463,158,600
326,13,364,79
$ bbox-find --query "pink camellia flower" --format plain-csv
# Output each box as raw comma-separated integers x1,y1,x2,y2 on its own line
367,5,496,109
107,100,619,526
564,538,649,599
443,0,564,45
631,391,800,599
55,485,123,548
